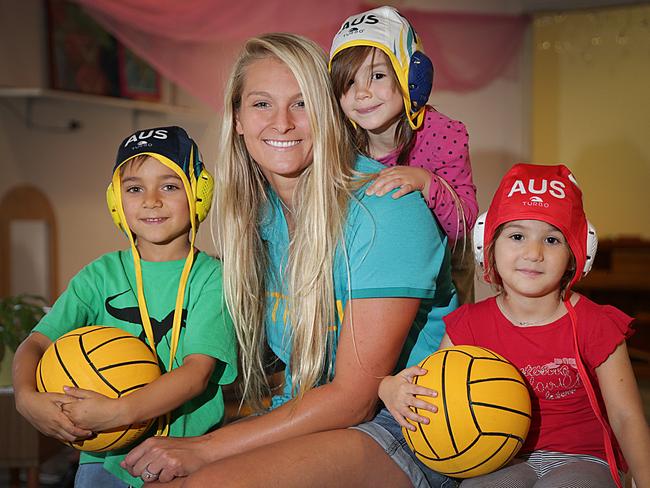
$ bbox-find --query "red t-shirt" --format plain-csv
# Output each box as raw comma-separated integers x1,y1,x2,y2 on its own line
444,295,633,463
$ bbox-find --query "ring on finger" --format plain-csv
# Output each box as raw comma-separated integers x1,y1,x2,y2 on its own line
142,465,160,481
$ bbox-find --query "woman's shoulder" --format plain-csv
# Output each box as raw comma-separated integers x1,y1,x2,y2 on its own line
352,154,430,213
354,153,384,174
353,154,423,203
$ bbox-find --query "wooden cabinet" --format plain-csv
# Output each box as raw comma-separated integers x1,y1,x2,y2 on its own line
574,238,650,378
0,387,64,488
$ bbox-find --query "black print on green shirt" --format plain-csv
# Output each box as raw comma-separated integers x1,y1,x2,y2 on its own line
105,290,188,345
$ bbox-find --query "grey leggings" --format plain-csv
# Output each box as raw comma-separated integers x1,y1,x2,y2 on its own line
459,456,619,488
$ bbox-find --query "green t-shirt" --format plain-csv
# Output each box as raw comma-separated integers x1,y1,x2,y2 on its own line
34,250,237,486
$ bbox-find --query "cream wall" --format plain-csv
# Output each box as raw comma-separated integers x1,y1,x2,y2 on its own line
532,4,650,238
1,0,530,300
0,2,220,294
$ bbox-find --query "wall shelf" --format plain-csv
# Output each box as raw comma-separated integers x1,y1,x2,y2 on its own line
0,87,214,117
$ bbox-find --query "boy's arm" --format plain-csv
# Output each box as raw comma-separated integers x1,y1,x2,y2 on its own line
61,353,216,432
13,332,92,442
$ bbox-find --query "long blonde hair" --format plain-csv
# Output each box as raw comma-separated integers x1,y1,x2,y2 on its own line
213,33,356,410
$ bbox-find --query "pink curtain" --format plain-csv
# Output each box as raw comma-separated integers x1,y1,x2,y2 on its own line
398,8,530,92
75,0,529,110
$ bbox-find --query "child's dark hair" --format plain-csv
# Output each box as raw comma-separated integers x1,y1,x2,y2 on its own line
484,222,577,297
330,46,416,165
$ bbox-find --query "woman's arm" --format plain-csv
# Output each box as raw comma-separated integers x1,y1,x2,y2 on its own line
122,296,420,482
596,342,650,487
61,354,216,432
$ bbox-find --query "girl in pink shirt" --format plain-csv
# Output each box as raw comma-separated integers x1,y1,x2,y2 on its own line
330,6,478,303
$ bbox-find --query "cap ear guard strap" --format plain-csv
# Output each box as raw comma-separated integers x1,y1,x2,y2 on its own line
110,169,195,439
111,171,158,357
566,300,622,488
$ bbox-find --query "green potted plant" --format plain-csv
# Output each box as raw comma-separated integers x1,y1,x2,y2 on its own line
0,294,47,385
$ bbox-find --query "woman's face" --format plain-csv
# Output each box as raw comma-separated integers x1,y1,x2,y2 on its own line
235,56,314,190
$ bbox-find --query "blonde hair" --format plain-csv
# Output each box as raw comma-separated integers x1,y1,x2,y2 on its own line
213,33,356,409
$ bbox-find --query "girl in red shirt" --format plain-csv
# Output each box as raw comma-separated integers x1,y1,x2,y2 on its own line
380,163,650,487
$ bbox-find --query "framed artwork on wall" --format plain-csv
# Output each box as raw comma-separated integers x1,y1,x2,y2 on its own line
46,0,120,97
46,0,159,101
118,45,161,102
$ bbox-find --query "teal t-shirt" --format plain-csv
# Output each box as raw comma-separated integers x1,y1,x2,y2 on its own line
263,155,458,407
34,250,238,487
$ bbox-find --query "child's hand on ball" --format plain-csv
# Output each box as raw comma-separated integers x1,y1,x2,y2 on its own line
378,366,438,431
15,389,93,442
61,386,124,432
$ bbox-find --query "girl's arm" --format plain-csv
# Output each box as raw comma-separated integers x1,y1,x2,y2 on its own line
421,116,477,242
596,341,650,487
428,171,477,242
61,354,216,432
13,332,92,442
121,297,420,482
366,121,478,242
379,334,455,430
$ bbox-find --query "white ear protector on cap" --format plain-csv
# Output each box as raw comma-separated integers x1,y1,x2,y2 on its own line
472,211,598,278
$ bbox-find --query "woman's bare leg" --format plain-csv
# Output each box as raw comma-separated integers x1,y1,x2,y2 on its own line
163,429,413,488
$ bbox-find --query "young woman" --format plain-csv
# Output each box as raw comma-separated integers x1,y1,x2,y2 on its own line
120,33,458,488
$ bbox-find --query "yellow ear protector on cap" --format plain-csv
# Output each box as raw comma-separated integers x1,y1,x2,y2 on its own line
105,152,214,233
329,6,433,130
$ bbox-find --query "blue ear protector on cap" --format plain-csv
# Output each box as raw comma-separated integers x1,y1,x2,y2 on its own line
408,51,434,111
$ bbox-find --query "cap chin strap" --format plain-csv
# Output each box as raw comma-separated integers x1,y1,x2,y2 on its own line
111,164,198,438
565,295,622,488
406,105,425,130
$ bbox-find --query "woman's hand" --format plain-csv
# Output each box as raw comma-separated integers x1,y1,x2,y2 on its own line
366,166,432,200
121,435,213,483
378,366,438,431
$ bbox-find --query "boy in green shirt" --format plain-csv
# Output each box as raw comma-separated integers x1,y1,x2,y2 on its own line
13,126,237,487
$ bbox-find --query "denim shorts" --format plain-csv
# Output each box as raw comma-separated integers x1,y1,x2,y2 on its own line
75,463,128,488
352,408,458,488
